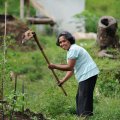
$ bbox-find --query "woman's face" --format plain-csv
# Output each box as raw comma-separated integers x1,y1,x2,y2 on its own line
59,36,71,50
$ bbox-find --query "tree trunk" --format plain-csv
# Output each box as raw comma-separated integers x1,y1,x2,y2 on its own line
97,16,120,50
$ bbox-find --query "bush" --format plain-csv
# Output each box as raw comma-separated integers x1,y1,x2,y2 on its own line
97,68,120,98
74,10,99,33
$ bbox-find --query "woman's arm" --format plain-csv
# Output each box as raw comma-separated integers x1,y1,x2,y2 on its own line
48,59,76,71
58,70,74,86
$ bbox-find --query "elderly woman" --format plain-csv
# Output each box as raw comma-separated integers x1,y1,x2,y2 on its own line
48,31,99,117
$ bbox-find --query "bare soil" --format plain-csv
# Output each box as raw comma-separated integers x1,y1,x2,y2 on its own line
0,109,46,120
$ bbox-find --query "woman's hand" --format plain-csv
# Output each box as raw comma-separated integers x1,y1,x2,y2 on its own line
58,80,64,86
48,63,56,69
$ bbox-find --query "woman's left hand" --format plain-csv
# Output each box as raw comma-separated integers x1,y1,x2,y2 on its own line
58,80,64,86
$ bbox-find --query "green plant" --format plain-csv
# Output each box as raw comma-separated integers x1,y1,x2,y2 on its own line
5,90,26,116
0,0,35,18
97,69,120,98
74,10,99,33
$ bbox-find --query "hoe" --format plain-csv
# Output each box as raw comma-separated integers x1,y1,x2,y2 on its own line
22,30,67,96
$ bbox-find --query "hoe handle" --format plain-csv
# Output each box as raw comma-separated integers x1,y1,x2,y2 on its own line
33,33,67,96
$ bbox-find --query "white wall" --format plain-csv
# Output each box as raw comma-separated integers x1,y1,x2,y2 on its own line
36,0,85,33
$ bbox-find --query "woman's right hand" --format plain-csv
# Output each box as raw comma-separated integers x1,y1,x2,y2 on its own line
48,63,56,69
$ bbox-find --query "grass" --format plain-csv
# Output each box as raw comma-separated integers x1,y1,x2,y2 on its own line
0,0,120,119
0,35,120,120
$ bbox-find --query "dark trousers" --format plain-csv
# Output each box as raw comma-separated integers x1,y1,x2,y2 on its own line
76,75,97,116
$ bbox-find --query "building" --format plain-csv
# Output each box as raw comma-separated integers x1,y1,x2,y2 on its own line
36,0,85,33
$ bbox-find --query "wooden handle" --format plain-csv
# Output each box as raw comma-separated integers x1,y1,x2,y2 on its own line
33,33,67,96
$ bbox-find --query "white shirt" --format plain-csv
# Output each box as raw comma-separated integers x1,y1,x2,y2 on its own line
67,44,99,82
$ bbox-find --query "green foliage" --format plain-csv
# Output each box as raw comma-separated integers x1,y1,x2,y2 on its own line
97,69,120,97
5,90,25,112
74,10,99,32
0,35,120,120
0,0,120,119
0,0,35,18
44,93,67,117
86,0,120,34
91,97,120,120
86,0,120,18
